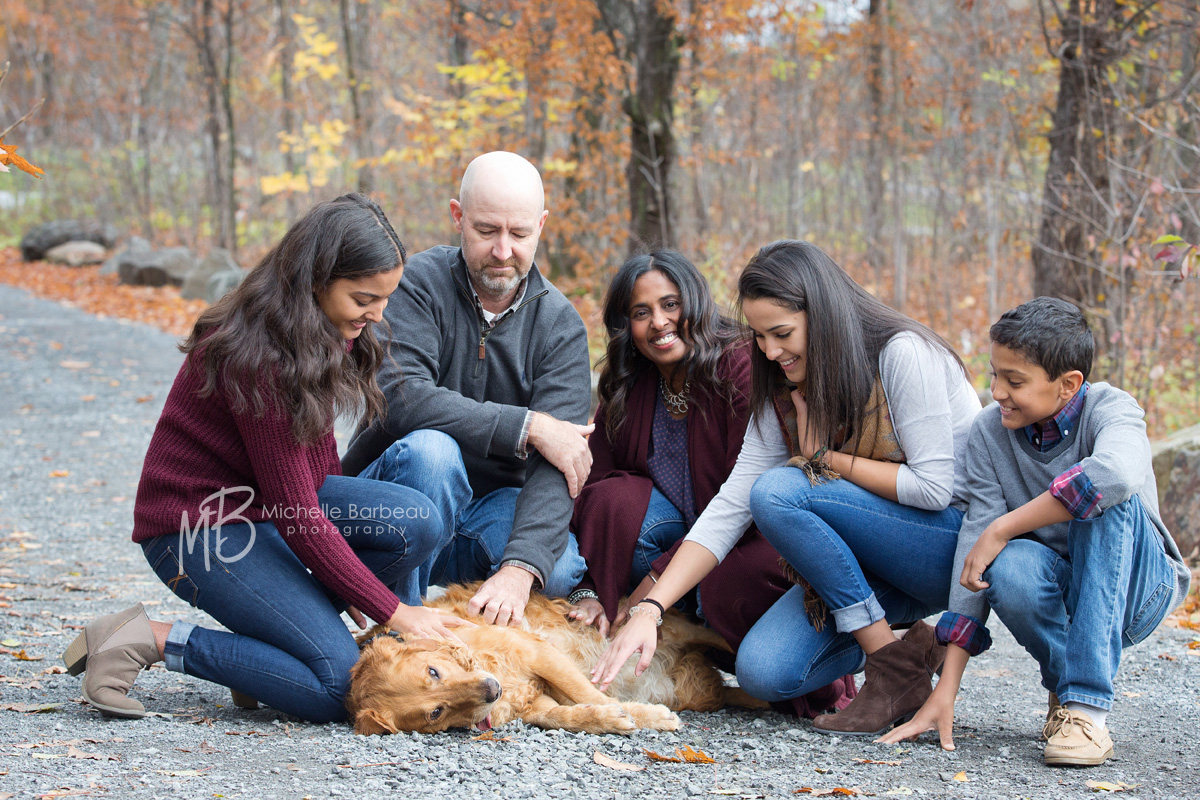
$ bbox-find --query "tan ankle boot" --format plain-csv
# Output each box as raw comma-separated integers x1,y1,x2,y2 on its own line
812,636,932,736
62,604,159,719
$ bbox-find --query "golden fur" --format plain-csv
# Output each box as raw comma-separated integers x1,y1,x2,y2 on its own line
346,583,767,735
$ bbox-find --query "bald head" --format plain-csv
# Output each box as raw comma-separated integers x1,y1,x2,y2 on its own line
451,152,550,311
458,151,545,215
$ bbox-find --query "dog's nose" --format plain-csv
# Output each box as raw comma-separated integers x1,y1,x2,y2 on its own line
483,677,502,703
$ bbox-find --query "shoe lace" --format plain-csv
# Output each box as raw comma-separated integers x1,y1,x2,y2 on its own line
1054,708,1100,742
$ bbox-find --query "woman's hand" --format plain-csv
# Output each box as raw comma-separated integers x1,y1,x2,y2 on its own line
386,603,475,642
568,597,610,638
345,605,368,630
790,389,821,459
590,609,659,691
613,573,656,628
877,685,957,751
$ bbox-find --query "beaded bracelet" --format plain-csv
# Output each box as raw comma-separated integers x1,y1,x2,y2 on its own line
568,588,599,605
627,604,663,627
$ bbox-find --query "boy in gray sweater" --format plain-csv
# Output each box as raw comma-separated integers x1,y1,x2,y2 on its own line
882,297,1190,766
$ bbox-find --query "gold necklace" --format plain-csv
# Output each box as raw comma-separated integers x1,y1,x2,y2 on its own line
660,376,690,415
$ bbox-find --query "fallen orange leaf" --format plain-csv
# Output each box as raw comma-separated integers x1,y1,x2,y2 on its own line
642,749,682,763
953,771,969,782
49,470,69,477
675,745,716,764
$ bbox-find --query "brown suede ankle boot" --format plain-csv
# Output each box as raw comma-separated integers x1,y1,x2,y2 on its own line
811,636,933,736
900,619,946,676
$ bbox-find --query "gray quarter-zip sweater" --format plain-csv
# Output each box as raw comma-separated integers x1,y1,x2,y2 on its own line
342,245,592,583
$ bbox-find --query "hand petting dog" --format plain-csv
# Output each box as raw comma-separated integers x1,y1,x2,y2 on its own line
468,565,535,626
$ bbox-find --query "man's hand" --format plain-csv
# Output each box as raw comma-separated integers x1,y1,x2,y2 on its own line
961,521,1012,593
568,597,610,638
468,565,535,626
528,412,594,497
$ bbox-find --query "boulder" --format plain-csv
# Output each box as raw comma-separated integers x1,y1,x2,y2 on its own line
101,236,151,276
181,249,240,300
1152,423,1200,560
205,268,245,304
45,241,107,267
117,246,196,288
20,220,120,261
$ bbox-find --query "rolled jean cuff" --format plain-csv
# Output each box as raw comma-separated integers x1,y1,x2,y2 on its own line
830,593,887,634
163,621,196,674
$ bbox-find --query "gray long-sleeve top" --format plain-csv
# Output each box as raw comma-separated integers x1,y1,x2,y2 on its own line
342,245,592,583
948,383,1191,626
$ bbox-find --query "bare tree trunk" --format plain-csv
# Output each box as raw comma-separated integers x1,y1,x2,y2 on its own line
1031,0,1122,315
340,0,375,194
276,0,299,223
195,0,237,254
865,0,886,287
624,0,680,253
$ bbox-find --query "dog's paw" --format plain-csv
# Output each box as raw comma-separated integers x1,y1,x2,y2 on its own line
576,702,637,734
620,702,681,731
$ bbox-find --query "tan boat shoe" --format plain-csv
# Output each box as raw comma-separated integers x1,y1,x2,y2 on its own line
1041,692,1062,740
1043,708,1114,766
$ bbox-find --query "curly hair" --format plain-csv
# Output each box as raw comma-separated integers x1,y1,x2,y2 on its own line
596,250,742,439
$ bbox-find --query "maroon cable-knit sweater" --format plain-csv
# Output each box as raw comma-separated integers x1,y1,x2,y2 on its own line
132,350,400,625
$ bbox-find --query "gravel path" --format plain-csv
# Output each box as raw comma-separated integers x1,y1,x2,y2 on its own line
1,284,1197,800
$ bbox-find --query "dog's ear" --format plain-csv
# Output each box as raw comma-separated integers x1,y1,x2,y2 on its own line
354,708,399,736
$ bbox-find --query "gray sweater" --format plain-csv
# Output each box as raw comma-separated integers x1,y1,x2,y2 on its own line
342,245,592,582
949,383,1191,624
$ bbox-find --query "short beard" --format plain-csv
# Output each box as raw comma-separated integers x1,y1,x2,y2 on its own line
474,267,523,297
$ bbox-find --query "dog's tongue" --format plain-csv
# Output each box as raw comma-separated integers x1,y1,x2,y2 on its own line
477,714,493,732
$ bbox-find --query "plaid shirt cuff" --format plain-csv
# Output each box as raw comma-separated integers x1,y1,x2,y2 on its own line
936,612,992,656
516,411,533,459
1049,463,1103,520
500,559,544,589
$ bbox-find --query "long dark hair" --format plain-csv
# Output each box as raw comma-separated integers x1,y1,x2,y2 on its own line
596,250,741,439
181,193,406,444
738,240,966,453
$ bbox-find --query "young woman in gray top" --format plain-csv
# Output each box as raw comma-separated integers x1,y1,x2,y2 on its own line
592,241,980,736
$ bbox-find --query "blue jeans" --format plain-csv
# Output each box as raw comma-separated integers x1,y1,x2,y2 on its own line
736,466,961,703
631,487,689,588
357,429,587,597
984,496,1177,710
140,476,442,723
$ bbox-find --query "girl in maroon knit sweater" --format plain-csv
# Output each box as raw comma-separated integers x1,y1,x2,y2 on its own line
62,194,469,722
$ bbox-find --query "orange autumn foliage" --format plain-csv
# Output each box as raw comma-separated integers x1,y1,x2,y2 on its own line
0,139,44,178
0,247,206,337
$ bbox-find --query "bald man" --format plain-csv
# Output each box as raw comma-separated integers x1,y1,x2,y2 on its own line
343,152,593,626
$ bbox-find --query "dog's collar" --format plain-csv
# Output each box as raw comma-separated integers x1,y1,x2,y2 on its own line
367,630,405,645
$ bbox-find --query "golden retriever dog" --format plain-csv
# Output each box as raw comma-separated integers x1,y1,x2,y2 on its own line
346,583,767,736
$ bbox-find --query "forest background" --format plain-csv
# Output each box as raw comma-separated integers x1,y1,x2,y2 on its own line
2,0,1198,436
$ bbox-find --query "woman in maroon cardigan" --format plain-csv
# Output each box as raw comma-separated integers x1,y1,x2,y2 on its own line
61,195,470,723
567,250,854,716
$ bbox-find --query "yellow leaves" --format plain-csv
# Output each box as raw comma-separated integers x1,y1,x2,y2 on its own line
49,470,70,478
291,14,340,82
1087,781,1139,793
0,139,44,178
260,172,310,197
952,771,970,782
264,121,348,194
